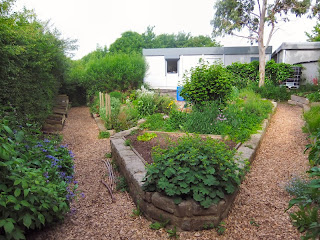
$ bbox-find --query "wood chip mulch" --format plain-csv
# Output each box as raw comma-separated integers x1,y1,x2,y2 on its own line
27,103,309,240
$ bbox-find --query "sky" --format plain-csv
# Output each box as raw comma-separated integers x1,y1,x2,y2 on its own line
15,0,318,60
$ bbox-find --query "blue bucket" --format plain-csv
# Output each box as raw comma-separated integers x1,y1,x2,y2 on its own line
176,86,185,101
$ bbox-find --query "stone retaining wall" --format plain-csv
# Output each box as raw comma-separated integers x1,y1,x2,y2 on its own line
110,102,277,231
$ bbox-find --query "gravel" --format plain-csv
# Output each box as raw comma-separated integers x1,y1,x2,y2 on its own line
27,103,309,240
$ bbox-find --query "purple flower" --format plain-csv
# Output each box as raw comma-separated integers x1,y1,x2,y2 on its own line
44,139,50,143
43,172,49,178
80,192,85,198
73,181,78,184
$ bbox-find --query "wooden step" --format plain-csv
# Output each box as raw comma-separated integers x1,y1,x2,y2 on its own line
53,107,68,115
42,123,63,132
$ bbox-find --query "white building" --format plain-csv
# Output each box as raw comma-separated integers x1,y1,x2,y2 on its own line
272,42,320,85
143,46,273,90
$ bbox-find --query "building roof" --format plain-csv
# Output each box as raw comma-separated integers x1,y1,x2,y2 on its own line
272,42,320,56
143,46,272,59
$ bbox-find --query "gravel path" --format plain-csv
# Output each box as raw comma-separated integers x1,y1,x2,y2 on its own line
27,103,309,240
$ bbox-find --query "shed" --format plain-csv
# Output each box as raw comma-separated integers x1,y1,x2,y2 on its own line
143,46,273,90
272,42,320,85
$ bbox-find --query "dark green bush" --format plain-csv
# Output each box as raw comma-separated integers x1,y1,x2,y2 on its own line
227,60,296,89
0,118,79,239
0,3,73,123
226,61,259,88
180,62,233,103
143,135,246,208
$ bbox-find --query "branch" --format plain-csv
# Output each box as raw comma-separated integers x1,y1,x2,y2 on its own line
101,179,116,203
231,32,258,41
257,0,261,16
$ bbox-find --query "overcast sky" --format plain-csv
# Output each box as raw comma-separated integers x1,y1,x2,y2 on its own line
15,0,318,60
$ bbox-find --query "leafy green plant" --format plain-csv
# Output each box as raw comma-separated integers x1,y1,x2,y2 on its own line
105,153,112,158
306,90,320,102
116,176,128,192
137,132,157,142
290,205,320,240
203,223,215,230
98,131,110,139
143,135,246,208
149,216,170,230
166,226,179,239
285,175,311,198
131,200,142,217
124,139,131,146
0,118,79,239
249,218,260,227
180,61,233,104
304,106,320,135
216,221,226,235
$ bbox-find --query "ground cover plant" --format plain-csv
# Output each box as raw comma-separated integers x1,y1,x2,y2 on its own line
141,88,273,142
142,135,248,208
303,106,320,135
0,116,79,239
286,126,320,239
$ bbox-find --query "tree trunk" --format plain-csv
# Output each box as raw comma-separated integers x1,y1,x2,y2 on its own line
258,0,267,87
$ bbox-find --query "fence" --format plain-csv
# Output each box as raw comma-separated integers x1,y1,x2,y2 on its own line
99,92,111,120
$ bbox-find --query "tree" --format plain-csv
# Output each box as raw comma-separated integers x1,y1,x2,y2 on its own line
211,0,311,87
109,31,144,54
306,22,320,41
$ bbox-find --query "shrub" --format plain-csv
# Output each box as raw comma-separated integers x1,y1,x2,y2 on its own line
143,135,246,208
0,119,78,239
304,106,320,134
306,90,320,102
226,61,259,88
109,91,123,101
98,131,110,139
250,83,290,101
180,61,233,104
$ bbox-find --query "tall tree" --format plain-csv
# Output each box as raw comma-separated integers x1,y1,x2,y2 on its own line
211,0,311,87
109,31,144,54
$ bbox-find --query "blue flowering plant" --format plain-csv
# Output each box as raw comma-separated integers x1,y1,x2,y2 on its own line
0,118,80,239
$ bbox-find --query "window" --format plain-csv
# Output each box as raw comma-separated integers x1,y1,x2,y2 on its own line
250,57,259,62
167,59,178,73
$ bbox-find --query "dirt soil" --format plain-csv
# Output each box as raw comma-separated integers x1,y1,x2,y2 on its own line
27,103,309,240
126,131,237,164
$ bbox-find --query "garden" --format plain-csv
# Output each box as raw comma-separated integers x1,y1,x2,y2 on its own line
1,1,320,237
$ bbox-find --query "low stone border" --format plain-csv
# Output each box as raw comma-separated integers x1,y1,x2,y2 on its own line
110,102,277,231
288,95,320,112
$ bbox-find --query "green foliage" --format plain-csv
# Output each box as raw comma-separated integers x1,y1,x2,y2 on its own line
203,223,215,230
216,221,226,235
149,216,170,230
105,152,112,158
226,61,259,88
306,90,320,102
306,22,320,42
124,139,131,146
0,117,78,239
265,60,295,85
115,176,128,193
304,106,320,134
227,60,296,90
0,2,75,123
143,135,245,208
305,130,320,166
290,205,320,240
166,226,179,239
131,200,142,217
141,89,272,142
109,91,123,101
109,31,144,54
137,132,157,142
98,131,110,139
180,61,233,104
250,84,290,101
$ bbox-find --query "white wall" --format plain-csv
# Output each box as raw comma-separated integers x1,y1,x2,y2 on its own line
144,56,166,88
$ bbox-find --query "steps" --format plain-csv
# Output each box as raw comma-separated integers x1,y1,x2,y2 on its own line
42,95,70,133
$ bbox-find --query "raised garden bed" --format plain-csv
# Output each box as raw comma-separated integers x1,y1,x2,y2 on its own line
110,102,277,231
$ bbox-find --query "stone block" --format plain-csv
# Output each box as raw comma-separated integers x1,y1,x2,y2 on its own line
152,192,176,214
174,199,193,217
291,95,310,105
192,200,219,216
